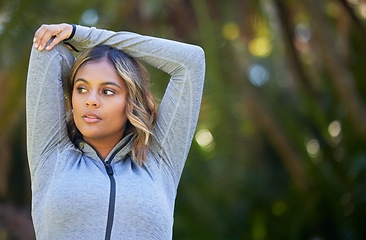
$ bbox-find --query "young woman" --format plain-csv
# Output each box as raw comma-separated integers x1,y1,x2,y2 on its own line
26,23,205,239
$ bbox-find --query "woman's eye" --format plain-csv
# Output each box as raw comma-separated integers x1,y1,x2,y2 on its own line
103,89,115,95
76,87,87,93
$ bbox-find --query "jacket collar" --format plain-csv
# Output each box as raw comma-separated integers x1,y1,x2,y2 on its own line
76,133,135,162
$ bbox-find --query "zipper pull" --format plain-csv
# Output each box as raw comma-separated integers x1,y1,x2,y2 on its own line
104,162,114,175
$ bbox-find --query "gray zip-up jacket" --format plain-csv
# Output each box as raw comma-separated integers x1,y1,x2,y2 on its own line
26,25,205,240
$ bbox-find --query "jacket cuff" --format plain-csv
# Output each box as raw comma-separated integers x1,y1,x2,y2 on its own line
64,24,76,41
63,24,79,51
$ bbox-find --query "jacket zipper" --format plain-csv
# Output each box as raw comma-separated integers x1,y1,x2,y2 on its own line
84,138,131,240
87,147,116,240
103,161,116,240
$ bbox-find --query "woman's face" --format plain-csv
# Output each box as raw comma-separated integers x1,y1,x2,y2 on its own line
72,58,128,144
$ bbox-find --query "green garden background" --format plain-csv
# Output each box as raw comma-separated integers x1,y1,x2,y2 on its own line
1,0,366,239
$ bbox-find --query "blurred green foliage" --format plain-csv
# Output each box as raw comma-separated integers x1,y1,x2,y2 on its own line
0,0,366,239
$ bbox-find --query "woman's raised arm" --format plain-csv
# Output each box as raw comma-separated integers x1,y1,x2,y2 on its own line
26,26,75,177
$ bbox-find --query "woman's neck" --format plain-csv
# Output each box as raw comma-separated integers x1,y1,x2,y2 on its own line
83,136,122,160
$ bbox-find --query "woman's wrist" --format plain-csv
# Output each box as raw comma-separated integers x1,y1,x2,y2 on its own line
63,24,76,41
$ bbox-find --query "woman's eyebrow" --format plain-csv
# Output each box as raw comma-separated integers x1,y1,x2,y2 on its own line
100,82,122,89
74,78,88,84
74,79,122,89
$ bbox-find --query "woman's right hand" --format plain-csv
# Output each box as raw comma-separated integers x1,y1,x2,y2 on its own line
33,23,73,51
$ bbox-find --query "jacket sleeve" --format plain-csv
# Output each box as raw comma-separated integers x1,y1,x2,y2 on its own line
65,26,205,186
26,42,75,178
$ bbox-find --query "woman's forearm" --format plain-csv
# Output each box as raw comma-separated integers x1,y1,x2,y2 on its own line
66,26,204,77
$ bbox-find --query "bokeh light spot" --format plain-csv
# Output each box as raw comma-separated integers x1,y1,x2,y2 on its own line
222,23,240,40
272,201,287,216
195,129,215,151
248,37,272,57
248,64,269,87
328,120,342,138
80,9,99,26
295,23,311,43
306,139,320,158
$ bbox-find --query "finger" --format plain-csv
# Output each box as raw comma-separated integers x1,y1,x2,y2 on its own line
34,25,63,51
38,28,58,51
59,24,73,40
45,33,66,51
33,25,49,49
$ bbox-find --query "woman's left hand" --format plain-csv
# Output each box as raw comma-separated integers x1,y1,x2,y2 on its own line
33,23,73,51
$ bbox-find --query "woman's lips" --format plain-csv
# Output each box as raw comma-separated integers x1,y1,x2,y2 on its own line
82,113,101,123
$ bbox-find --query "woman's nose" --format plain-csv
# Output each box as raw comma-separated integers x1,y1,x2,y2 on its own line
85,93,100,108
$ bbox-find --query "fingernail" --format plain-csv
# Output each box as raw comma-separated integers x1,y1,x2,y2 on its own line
33,38,36,43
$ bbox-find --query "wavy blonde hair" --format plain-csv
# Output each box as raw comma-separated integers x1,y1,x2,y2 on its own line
67,45,157,165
